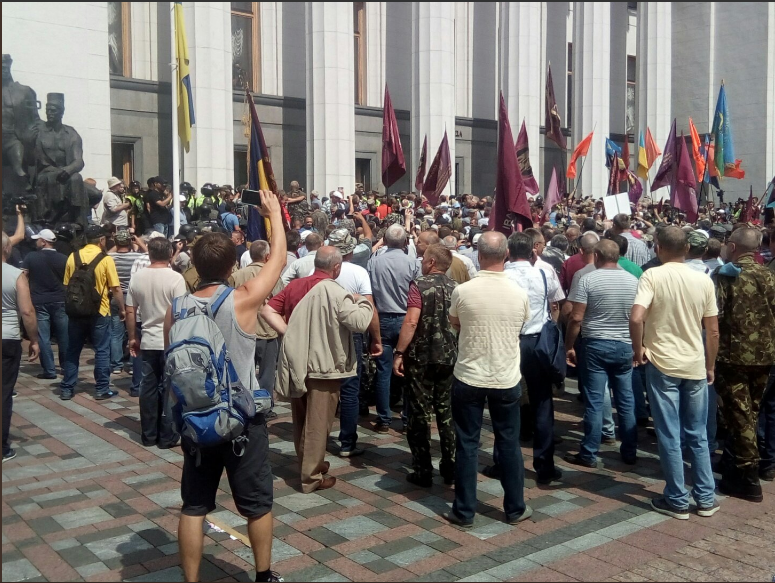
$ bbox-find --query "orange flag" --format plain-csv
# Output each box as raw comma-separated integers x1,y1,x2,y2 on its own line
566,131,594,178
688,118,705,182
645,128,661,169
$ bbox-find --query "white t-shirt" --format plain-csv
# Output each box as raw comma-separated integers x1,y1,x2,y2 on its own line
336,261,372,296
126,267,187,351
240,250,252,269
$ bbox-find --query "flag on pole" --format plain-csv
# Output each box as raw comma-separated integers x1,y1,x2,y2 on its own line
651,119,676,192
515,120,539,194
711,82,746,178
174,2,195,152
645,128,661,169
622,138,630,172
246,92,278,240
605,138,622,168
740,185,754,222
607,152,621,195
542,167,561,221
421,131,451,207
626,170,643,205
381,85,406,188
688,118,706,182
415,136,427,193
672,133,698,223
545,64,566,149
490,93,532,234
566,131,594,178
637,131,649,178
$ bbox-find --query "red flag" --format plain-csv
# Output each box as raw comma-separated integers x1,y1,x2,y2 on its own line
688,118,706,182
741,186,754,222
725,159,745,179
645,127,661,168
542,167,560,220
490,93,531,234
671,133,698,223
381,86,406,188
545,64,566,149
515,121,539,194
651,119,677,192
415,135,427,193
566,131,594,179
421,131,451,207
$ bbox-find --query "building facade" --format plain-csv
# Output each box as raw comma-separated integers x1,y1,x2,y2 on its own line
3,2,774,202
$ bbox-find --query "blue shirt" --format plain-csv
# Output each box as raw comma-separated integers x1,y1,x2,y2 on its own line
221,212,239,233
367,247,420,315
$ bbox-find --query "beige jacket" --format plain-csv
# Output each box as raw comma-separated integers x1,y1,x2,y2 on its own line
276,279,373,400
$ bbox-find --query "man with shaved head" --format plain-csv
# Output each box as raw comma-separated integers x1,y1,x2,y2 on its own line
713,227,775,501
564,239,639,468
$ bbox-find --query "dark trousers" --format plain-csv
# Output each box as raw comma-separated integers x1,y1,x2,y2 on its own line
2,340,22,456
520,335,556,480
339,333,363,451
255,337,280,394
60,314,111,396
759,366,775,473
451,378,526,523
139,350,178,447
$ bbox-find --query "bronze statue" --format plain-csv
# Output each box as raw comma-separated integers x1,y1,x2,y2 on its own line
32,93,88,224
2,54,40,184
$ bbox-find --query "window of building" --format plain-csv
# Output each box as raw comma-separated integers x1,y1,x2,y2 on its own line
355,157,371,192
111,141,134,185
231,2,261,91
108,2,132,76
234,149,248,187
626,55,636,135
567,42,573,128
455,161,461,197
353,2,366,105
627,2,638,11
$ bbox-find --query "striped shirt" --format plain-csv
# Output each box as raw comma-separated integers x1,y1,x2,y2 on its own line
109,251,144,293
569,267,639,343
622,232,650,267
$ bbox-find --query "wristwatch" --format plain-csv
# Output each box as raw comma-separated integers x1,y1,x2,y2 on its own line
393,350,404,357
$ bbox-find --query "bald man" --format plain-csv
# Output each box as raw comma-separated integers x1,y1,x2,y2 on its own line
713,228,775,501
416,231,469,284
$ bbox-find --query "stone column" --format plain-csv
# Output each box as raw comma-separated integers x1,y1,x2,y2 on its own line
181,2,234,187
365,2,386,107
260,2,283,96
572,1,611,199
499,2,542,167
306,2,355,193
411,1,456,197
637,2,672,200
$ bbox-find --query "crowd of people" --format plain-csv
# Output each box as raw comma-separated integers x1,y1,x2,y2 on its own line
3,175,775,582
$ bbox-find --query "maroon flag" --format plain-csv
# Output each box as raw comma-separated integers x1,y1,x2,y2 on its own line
626,170,643,205
672,133,698,223
545,64,567,149
542,166,560,220
415,135,427,193
421,131,451,207
741,185,754,222
651,119,677,192
607,152,620,195
516,120,539,194
381,86,406,188
490,93,532,234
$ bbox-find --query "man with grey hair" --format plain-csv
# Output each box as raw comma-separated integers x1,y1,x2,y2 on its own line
230,240,285,418
368,223,421,432
443,235,476,279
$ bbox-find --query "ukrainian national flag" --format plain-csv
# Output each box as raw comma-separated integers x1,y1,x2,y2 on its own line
174,2,195,152
637,131,649,179
246,93,278,241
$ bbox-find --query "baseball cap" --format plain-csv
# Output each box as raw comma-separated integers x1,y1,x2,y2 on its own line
332,191,343,200
114,230,132,245
687,230,709,252
84,225,105,240
31,228,56,243
107,177,123,189
147,176,167,186
328,228,357,255
472,233,483,246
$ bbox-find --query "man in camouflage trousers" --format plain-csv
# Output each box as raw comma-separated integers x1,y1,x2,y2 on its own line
286,180,311,225
713,228,775,502
393,244,458,487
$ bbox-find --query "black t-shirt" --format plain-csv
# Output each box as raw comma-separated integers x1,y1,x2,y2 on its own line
22,249,68,305
148,190,171,225
235,244,247,262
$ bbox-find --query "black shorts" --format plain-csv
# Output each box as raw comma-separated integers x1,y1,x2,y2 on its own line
181,418,273,518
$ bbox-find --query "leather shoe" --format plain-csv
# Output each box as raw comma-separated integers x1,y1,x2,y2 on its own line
563,453,597,468
316,476,337,491
536,468,562,485
443,511,473,529
36,373,57,380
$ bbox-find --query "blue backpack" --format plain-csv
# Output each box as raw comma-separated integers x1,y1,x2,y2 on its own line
164,286,256,459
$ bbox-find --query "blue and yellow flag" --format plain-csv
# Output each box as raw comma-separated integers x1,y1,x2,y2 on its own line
637,131,649,179
175,2,195,152
246,92,278,241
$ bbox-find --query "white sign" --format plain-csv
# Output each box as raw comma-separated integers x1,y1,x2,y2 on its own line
603,192,631,218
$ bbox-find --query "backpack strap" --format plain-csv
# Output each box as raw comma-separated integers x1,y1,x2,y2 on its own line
205,285,234,318
86,252,107,272
172,285,234,321
539,269,551,318
74,251,84,269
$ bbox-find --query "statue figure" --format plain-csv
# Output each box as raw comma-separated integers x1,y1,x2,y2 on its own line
2,54,40,184
32,93,88,225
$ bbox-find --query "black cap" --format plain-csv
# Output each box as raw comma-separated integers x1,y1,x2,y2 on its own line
147,176,167,186
84,225,105,240
180,181,194,194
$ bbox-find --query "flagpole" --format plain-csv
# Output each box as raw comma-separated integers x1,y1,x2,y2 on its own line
170,2,181,238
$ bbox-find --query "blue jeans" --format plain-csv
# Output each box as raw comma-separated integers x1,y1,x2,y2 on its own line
152,223,169,237
60,314,112,396
35,302,69,376
578,338,615,437
374,315,404,425
339,333,364,451
580,339,637,463
645,363,715,508
758,367,775,473
110,300,127,371
451,379,526,523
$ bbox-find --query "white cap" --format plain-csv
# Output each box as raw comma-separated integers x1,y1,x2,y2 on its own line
332,191,343,199
31,228,56,242
178,194,187,202
300,230,312,241
143,231,166,242
107,176,123,189
472,233,483,246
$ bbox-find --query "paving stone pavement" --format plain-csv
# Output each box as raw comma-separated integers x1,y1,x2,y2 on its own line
2,354,774,582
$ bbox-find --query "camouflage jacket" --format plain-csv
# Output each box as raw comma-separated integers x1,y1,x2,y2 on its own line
713,255,775,366
287,199,311,223
407,273,458,366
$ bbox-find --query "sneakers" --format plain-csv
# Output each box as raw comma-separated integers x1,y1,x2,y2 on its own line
373,422,390,434
11,391,18,398
3,449,17,463
650,497,689,520
443,511,473,530
696,500,720,517
563,453,597,468
339,447,364,458
36,373,57,380
95,390,118,401
59,390,73,401
255,570,284,582
129,389,140,398
506,505,534,525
